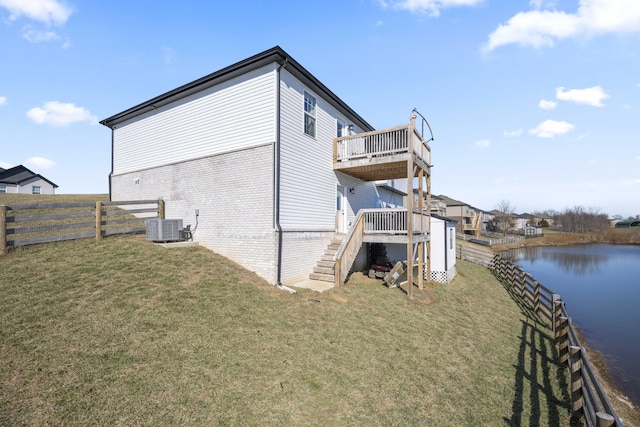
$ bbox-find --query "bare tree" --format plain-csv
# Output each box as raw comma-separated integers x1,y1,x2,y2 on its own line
495,199,516,235
554,206,609,232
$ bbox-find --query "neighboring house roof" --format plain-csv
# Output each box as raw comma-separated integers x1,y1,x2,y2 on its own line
377,182,407,196
435,194,467,206
431,213,458,224
0,165,58,188
100,46,374,133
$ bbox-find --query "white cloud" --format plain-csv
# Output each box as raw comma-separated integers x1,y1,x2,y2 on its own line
378,0,482,16
25,156,55,170
22,25,59,43
483,0,640,52
503,129,522,137
529,119,575,138
0,0,72,25
475,139,491,148
538,99,557,109
0,96,6,106
556,85,609,107
0,161,13,169
636,156,640,160
26,101,97,127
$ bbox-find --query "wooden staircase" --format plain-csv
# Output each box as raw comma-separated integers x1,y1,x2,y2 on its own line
308,235,344,283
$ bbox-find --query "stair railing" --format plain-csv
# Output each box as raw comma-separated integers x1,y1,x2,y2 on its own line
334,210,365,287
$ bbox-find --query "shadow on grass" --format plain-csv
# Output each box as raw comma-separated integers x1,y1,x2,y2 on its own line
493,272,571,427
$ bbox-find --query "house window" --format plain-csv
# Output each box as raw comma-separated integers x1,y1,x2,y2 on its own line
32,186,41,194
337,119,344,138
304,91,316,138
0,184,6,193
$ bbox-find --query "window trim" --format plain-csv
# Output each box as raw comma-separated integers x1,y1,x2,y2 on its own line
303,90,317,138
32,185,41,195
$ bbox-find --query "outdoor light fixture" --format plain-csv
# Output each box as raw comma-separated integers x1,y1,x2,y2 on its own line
349,187,355,194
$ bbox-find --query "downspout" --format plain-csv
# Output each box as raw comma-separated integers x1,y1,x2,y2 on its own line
109,129,114,201
274,59,296,294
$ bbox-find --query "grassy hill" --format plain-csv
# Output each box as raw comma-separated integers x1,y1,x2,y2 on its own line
1,233,574,426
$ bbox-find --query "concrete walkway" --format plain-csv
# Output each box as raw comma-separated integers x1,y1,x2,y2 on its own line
290,278,334,293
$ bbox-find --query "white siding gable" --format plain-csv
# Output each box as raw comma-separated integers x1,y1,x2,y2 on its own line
278,69,372,230
113,64,277,175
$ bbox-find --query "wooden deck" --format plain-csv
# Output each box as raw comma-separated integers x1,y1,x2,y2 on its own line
331,119,433,297
333,124,431,181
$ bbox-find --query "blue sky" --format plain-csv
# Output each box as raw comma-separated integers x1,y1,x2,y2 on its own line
1,0,638,217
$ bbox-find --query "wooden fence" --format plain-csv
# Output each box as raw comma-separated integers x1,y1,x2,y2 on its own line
491,255,623,426
0,199,164,254
456,243,494,266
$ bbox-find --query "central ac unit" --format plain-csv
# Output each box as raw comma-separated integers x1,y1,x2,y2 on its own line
146,219,183,242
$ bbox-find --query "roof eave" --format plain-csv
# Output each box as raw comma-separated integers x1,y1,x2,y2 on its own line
100,46,374,132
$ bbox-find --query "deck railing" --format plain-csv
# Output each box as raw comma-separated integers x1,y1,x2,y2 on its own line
335,124,430,166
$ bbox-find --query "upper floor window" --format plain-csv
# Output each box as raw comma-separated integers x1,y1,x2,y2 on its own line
337,119,345,138
0,184,6,193
32,185,41,194
304,91,316,138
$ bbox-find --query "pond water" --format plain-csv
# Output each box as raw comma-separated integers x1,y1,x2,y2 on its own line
501,244,640,405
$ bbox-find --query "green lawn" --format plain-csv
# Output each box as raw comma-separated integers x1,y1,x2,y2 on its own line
1,235,571,426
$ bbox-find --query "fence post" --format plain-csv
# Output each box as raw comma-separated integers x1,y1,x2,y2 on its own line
569,346,584,422
519,270,527,300
508,262,516,288
95,201,102,241
552,294,561,336
557,316,569,366
533,281,541,313
0,205,6,255
595,412,615,427
158,198,165,220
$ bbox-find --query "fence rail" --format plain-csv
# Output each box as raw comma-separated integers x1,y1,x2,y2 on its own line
456,243,494,266
491,255,623,426
457,232,525,247
0,199,164,254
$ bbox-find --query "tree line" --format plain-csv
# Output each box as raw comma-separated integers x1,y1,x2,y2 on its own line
494,200,618,233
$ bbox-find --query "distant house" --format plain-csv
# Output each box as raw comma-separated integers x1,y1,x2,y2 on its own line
615,220,640,228
524,224,543,237
435,194,482,237
0,165,58,195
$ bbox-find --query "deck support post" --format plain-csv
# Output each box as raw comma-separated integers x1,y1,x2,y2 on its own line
406,157,414,299
417,168,424,290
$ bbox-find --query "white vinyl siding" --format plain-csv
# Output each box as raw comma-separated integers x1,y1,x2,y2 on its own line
112,65,277,175
278,70,371,230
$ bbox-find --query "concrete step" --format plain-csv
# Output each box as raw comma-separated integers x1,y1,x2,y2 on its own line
317,260,335,268
309,272,335,282
313,266,334,275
